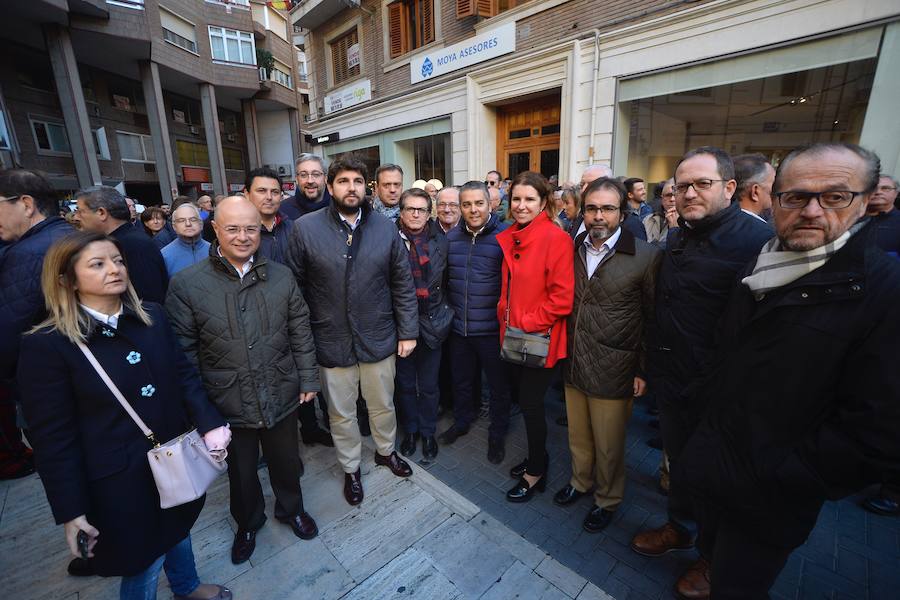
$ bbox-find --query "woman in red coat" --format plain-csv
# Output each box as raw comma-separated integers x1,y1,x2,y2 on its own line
497,171,574,502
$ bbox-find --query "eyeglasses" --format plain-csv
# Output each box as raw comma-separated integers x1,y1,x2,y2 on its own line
583,205,620,215
0,195,20,203
297,171,324,180
876,185,897,193
661,192,676,199
173,217,201,225
402,206,430,215
673,179,727,195
775,190,862,210
221,225,261,235
485,181,498,187
437,202,459,210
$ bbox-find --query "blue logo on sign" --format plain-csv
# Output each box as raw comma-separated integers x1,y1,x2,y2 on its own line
421,57,433,78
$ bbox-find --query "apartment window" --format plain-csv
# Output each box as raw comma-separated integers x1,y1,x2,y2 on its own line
30,118,70,154
93,128,111,160
0,110,12,151
223,147,244,170
456,0,519,18
388,0,434,59
330,28,360,86
272,60,293,88
161,9,198,54
170,97,202,125
107,0,145,9
117,131,155,162
209,27,256,65
177,140,210,167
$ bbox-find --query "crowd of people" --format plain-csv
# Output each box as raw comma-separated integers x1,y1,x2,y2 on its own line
0,140,898,600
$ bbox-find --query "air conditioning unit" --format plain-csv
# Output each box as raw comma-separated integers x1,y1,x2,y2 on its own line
276,163,292,177
189,125,200,135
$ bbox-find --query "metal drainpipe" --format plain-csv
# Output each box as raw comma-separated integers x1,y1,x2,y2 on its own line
588,30,600,165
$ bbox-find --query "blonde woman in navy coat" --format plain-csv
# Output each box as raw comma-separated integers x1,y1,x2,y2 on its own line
18,232,232,600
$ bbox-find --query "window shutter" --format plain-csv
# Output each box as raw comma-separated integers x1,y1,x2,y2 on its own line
421,0,435,45
388,2,407,59
457,0,496,18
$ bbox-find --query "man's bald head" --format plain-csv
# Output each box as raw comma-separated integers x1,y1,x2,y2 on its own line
172,203,202,242
580,164,614,192
216,195,262,223
212,196,261,266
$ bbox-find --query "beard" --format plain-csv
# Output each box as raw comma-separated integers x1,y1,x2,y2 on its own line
588,224,614,242
333,193,362,216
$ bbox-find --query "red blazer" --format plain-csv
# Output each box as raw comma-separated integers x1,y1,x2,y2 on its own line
497,211,575,368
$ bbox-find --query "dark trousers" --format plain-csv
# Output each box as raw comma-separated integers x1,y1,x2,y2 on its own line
298,394,329,433
396,344,442,437
508,363,557,476
438,338,454,412
449,333,510,441
654,375,698,538
695,501,793,599
227,410,302,531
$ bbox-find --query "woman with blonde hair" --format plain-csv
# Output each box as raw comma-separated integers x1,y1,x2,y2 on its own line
18,231,232,600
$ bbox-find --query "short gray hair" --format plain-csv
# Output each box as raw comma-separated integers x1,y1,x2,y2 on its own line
75,185,130,221
775,143,880,195
295,153,326,173
583,164,613,179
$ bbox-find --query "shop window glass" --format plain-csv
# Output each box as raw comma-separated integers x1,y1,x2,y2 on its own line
624,58,877,184
332,146,380,187
413,133,449,184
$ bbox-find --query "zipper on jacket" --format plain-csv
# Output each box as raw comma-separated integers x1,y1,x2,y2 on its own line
463,233,477,336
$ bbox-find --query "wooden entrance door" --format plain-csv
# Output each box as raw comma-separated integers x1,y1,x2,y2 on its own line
496,94,561,180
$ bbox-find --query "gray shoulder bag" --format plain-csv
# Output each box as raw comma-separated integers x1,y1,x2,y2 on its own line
499,271,551,368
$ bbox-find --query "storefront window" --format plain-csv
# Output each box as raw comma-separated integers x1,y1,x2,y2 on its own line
624,58,877,184
414,133,449,184
332,145,381,187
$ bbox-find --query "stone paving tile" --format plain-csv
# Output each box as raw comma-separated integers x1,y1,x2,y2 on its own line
535,555,588,599
341,547,462,599
425,387,889,599
482,559,571,600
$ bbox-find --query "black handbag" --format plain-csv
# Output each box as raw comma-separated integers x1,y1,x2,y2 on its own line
499,272,551,367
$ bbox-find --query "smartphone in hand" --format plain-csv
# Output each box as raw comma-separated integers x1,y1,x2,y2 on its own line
77,530,90,559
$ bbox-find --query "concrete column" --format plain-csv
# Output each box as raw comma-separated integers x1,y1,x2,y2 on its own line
242,99,261,170
43,24,101,187
860,21,900,176
288,108,301,163
199,83,227,196
139,61,177,203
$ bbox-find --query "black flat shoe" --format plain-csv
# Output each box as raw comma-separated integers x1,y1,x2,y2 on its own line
67,557,94,577
509,458,527,479
400,432,418,457
487,438,505,464
506,475,546,503
438,426,469,445
583,506,614,533
421,436,438,461
553,484,587,506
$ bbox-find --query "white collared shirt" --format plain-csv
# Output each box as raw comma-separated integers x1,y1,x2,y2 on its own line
80,304,123,329
340,208,363,231
583,227,622,279
217,248,254,280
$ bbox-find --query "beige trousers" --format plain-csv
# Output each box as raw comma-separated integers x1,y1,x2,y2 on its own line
565,385,633,510
320,354,397,473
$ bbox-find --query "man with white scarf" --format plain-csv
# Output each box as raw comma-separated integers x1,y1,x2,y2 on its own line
674,142,900,599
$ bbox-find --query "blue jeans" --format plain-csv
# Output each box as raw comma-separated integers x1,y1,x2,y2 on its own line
120,535,200,600
396,344,442,437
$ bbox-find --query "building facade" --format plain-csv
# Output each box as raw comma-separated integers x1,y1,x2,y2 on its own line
0,0,303,204
294,0,900,188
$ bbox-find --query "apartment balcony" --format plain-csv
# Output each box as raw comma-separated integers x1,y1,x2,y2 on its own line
293,0,358,29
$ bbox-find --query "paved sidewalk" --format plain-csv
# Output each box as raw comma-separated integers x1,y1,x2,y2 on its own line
419,389,900,600
0,437,613,600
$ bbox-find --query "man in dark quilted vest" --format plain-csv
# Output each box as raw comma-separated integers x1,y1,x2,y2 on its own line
555,177,661,534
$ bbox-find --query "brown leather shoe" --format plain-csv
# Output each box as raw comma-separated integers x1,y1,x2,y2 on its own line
278,512,318,540
675,558,710,599
374,451,413,477
630,522,694,556
344,469,364,505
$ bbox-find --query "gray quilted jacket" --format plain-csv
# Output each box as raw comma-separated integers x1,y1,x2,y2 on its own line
565,229,661,399
165,249,320,429
288,204,418,368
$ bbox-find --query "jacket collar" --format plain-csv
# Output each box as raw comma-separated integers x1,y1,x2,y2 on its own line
208,240,267,280
328,201,371,228
17,216,64,243
677,202,740,237
461,213,500,238
574,225,636,255
508,211,552,244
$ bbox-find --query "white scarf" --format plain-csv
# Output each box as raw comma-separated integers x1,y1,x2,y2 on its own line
742,220,866,300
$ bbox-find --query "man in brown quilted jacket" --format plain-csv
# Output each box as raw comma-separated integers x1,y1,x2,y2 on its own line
554,177,662,533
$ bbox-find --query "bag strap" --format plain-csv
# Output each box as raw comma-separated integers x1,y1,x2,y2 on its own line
504,268,511,326
76,342,158,446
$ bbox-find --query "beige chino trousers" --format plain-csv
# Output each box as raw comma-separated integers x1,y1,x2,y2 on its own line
320,354,398,473
565,385,633,510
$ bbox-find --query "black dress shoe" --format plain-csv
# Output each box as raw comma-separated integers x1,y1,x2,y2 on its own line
374,451,413,477
344,469,364,505
583,506,614,533
231,529,257,564
509,458,527,479
506,475,546,503
400,432,419,457
553,484,587,506
67,557,95,577
302,427,335,447
862,494,900,516
487,438,505,464
279,513,319,540
421,436,438,461
438,426,468,445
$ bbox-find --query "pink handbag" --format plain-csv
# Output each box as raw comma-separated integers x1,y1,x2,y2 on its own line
77,342,227,509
